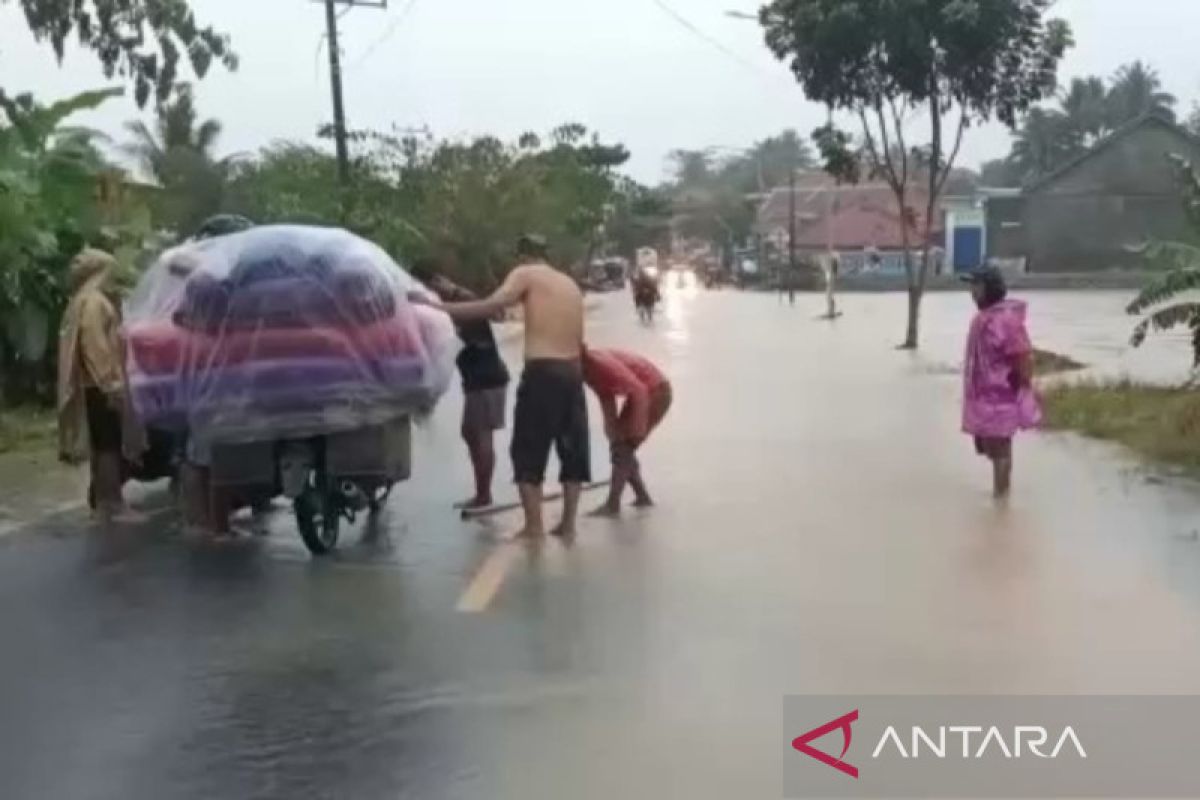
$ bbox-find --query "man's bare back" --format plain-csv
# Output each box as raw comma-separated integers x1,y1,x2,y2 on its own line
509,262,584,361
418,242,591,540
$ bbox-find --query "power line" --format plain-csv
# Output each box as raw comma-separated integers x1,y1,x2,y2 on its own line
648,0,766,75
350,0,419,70
314,33,328,82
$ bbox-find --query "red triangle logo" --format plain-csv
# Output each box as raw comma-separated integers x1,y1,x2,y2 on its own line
791,709,860,779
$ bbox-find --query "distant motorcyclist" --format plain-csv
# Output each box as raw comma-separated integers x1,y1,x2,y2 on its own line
632,269,660,322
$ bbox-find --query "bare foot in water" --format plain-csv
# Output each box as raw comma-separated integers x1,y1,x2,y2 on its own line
506,526,545,543
454,496,493,511
550,522,577,542
99,507,150,525
587,503,620,518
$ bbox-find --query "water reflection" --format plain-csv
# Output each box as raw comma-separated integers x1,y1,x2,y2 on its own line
661,270,697,345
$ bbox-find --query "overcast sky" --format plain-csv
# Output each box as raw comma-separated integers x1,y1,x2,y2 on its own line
3,0,1200,183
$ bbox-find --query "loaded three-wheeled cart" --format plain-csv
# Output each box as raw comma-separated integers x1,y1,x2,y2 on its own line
124,225,456,555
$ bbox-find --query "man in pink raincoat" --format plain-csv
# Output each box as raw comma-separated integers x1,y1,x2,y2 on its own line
961,267,1041,498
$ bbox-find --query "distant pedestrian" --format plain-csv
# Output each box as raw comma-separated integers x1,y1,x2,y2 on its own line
961,267,1041,498
412,257,511,510
581,347,672,516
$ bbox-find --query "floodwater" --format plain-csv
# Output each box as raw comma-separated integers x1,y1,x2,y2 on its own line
3,286,1200,799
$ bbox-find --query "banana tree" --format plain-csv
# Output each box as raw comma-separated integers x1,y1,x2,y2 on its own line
1128,155,1200,367
0,87,123,401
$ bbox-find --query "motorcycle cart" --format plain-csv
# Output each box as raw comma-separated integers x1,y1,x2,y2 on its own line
209,415,412,555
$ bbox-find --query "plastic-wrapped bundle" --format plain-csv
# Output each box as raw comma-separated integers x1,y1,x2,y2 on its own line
123,225,456,446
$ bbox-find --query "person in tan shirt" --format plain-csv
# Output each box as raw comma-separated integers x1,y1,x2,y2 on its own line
57,248,146,523
415,235,590,540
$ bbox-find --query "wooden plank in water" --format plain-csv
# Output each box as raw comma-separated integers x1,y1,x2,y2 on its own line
460,481,611,520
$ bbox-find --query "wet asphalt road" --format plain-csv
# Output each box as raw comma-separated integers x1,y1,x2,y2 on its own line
6,285,1200,799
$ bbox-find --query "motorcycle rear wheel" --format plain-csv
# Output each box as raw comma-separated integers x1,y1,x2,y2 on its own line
295,483,340,555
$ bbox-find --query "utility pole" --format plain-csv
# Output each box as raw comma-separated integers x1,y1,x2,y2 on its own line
324,0,350,184
317,0,387,185
787,166,797,305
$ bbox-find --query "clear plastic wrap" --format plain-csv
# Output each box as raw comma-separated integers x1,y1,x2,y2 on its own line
123,225,456,448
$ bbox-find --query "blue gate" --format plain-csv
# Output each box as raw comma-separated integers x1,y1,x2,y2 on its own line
953,227,983,271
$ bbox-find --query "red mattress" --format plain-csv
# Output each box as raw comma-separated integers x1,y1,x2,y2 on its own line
127,318,424,376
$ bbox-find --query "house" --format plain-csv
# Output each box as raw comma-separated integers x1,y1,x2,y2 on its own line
754,176,941,274
985,113,1200,272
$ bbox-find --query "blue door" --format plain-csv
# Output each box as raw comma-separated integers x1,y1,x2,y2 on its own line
953,227,983,271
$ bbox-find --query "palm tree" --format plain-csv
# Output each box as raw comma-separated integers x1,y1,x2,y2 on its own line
1009,108,1078,182
1060,76,1109,145
124,83,232,233
749,129,815,189
1106,61,1177,128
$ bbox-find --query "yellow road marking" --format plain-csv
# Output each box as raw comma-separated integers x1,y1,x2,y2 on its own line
456,544,520,613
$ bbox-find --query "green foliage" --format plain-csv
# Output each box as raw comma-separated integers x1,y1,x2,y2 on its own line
760,0,1071,127
226,125,635,291
1107,61,1176,127
1009,107,1079,180
0,404,57,454
226,142,346,225
0,86,154,403
1128,157,1200,366
123,84,236,234
1042,380,1200,471
993,60,1180,185
10,0,237,106
665,130,815,256
607,180,673,259
811,123,859,184
0,87,121,311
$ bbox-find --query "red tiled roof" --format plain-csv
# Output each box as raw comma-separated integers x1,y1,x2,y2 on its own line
756,180,941,250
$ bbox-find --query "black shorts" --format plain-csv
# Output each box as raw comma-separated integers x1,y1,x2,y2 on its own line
973,436,1012,460
511,359,591,485
85,387,122,453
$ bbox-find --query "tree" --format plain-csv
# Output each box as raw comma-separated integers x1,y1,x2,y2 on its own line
228,125,631,289
979,157,1022,187
720,129,816,192
8,0,237,106
227,142,347,226
0,87,152,401
1106,60,1176,128
668,150,713,187
989,62,1179,187
1128,155,1200,368
1186,103,1200,139
607,180,673,258
0,87,123,314
1009,107,1078,181
1060,76,1109,145
760,0,1072,348
123,84,236,233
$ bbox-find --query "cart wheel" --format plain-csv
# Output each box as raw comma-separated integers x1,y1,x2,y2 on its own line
295,485,340,555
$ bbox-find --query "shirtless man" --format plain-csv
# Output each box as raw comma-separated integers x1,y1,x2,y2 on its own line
415,235,590,540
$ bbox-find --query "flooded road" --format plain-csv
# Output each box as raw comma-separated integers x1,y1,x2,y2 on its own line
4,286,1200,799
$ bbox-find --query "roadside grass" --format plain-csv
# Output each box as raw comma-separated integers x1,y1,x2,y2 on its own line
0,406,57,455
1041,380,1200,471
1033,348,1084,375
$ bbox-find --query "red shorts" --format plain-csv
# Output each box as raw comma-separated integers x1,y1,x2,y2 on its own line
613,382,673,465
